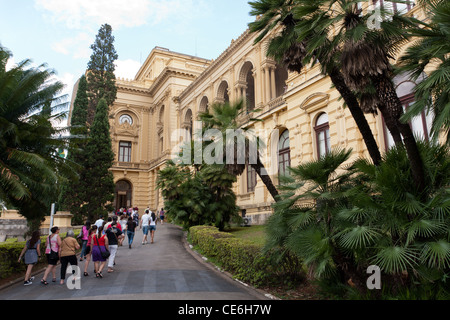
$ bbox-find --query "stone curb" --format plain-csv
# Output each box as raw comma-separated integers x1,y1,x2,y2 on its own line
181,230,279,301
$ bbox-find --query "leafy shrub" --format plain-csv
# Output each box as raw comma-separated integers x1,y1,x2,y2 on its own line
189,226,304,288
268,143,450,299
0,230,81,280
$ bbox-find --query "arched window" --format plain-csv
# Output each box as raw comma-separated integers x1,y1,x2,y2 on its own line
184,109,193,140
278,130,291,178
275,65,289,98
315,113,331,158
199,96,209,113
246,69,255,111
240,61,256,112
383,78,433,150
217,81,230,104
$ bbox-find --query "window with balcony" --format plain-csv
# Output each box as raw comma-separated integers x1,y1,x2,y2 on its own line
119,141,132,163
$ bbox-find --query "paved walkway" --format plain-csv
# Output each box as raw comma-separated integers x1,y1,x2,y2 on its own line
0,223,270,300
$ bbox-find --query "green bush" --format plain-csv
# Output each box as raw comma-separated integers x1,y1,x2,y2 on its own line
0,230,81,280
189,225,304,288
0,236,47,280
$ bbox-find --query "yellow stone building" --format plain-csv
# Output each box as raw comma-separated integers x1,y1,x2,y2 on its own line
79,3,435,224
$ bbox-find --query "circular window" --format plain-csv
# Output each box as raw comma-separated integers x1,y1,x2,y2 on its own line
119,114,133,125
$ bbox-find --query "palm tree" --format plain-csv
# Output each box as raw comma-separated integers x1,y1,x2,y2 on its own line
248,0,383,166
269,142,450,298
398,0,450,144
0,46,77,227
277,0,425,190
199,100,280,201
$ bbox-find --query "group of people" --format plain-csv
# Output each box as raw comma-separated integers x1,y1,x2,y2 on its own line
18,208,166,286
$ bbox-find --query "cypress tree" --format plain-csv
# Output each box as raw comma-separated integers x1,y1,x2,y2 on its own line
83,98,115,221
86,23,118,125
57,75,89,221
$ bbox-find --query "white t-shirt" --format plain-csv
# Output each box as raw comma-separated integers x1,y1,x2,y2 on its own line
94,219,104,228
141,214,150,227
150,214,157,226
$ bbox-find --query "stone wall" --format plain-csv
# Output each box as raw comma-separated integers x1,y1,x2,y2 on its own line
0,219,28,242
0,209,74,242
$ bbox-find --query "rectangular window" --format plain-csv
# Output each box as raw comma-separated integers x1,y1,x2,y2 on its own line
316,126,331,159
119,141,132,162
278,149,291,179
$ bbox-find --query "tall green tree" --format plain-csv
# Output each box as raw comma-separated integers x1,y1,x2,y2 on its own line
0,46,78,229
156,160,240,231
289,0,426,190
86,23,118,125
83,98,115,221
248,0,383,166
199,100,280,201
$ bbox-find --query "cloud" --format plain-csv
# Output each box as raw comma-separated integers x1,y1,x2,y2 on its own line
51,33,92,59
34,0,210,31
115,59,142,80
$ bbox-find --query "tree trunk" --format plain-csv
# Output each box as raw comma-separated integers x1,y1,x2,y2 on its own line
251,156,280,202
373,75,425,191
378,103,403,147
329,69,382,166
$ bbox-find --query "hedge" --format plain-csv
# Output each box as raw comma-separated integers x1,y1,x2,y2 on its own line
189,226,303,288
0,230,81,281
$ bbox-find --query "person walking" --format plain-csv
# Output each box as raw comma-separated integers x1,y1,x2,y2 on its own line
91,225,109,278
149,211,157,244
132,208,139,228
41,226,61,285
159,208,165,225
119,215,127,245
79,221,91,261
125,216,136,249
18,230,41,286
83,225,97,277
105,221,124,273
94,215,104,229
104,216,113,229
140,209,151,245
59,230,80,285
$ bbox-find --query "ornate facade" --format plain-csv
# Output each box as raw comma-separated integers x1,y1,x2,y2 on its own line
77,4,437,224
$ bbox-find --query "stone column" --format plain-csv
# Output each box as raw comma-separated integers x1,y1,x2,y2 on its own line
270,66,276,101
264,67,270,104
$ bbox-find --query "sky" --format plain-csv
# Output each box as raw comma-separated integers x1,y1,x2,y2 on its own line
0,0,255,107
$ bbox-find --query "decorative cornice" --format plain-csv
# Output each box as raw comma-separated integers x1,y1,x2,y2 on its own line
149,67,201,98
300,93,330,113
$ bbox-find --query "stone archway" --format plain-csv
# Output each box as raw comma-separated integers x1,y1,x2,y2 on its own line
115,180,132,212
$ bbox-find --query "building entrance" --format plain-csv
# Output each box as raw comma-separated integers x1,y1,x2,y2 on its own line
115,180,132,212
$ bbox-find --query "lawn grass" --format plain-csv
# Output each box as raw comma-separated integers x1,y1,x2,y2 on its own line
227,225,266,247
